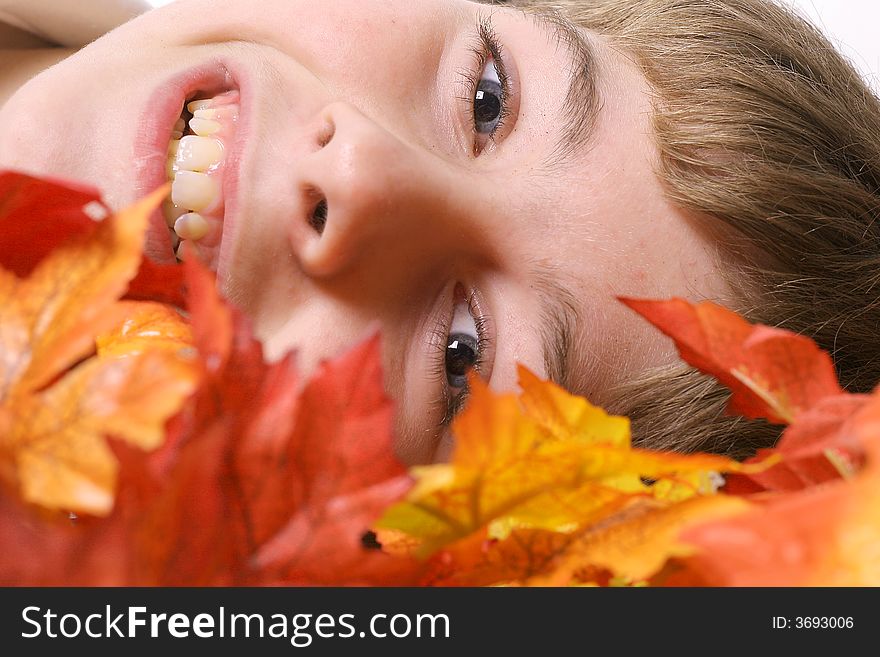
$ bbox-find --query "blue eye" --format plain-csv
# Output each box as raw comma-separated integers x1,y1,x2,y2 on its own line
430,285,492,429
445,336,478,389
473,59,503,135
445,301,480,389
459,17,511,155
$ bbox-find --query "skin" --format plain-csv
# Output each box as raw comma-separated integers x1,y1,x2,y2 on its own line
0,0,732,463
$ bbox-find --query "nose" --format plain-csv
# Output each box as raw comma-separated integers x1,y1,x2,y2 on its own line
289,102,472,282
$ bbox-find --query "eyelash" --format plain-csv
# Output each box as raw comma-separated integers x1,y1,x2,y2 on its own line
424,18,506,431
458,16,512,153
428,288,491,428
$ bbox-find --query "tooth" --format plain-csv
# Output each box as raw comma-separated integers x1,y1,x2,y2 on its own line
174,117,186,133
174,212,209,241
166,140,181,178
170,130,183,140
175,239,205,262
193,108,219,120
175,239,188,261
189,117,221,136
187,99,213,113
175,135,223,172
162,198,187,227
171,171,219,212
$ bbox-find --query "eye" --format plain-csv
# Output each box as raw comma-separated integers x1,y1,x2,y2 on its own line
445,299,480,390
429,283,493,429
457,16,513,156
473,58,504,136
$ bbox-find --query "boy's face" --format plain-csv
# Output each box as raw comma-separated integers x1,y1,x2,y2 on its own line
0,0,732,462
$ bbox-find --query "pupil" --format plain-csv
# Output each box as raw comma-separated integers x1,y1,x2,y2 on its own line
446,335,477,377
474,80,502,127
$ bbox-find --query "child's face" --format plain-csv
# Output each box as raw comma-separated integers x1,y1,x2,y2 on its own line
0,0,732,462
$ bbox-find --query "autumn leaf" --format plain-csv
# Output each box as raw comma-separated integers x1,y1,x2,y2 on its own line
7,171,876,589
96,302,194,357
621,297,864,493
0,258,418,585
376,370,750,558
419,495,750,586
0,184,169,394
723,393,868,493
5,350,196,515
414,527,575,586
677,390,880,586
530,495,750,585
620,297,843,424
517,365,630,446
0,171,104,277
125,256,187,308
0,179,197,514
177,261,416,585
680,470,880,585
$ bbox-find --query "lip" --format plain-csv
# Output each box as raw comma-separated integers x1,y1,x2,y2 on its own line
214,65,253,282
134,60,244,267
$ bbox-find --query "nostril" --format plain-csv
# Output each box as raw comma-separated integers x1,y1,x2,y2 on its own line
317,119,335,148
309,197,328,234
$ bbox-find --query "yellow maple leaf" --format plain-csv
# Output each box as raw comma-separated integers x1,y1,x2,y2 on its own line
517,365,630,447
530,495,750,585
415,494,749,587
0,186,198,515
376,369,751,557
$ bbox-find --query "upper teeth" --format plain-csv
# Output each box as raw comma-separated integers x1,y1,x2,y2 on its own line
187,99,213,113
171,170,220,212
176,135,223,172
189,116,222,136
165,93,238,255
173,212,210,241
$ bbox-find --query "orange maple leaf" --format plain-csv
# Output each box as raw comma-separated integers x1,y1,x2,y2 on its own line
678,391,880,585
725,393,868,493
0,179,197,515
96,301,194,357
620,297,843,424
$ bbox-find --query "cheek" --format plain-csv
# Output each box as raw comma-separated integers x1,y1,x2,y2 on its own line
575,164,708,297
0,53,130,206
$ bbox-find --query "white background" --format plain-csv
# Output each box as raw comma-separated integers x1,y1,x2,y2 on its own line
785,0,880,90
145,0,880,90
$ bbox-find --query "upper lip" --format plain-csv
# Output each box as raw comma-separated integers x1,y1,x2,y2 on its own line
134,60,245,268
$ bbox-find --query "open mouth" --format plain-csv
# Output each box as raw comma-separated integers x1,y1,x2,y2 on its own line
163,88,240,265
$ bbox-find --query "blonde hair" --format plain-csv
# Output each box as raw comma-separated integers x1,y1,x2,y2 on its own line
506,0,880,457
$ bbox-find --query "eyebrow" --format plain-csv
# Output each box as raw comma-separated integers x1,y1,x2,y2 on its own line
520,9,599,389
523,6,603,166
530,266,582,392
470,4,600,391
